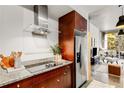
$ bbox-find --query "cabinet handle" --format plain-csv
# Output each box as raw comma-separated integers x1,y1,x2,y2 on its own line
64,72,67,75
66,66,70,69
57,79,60,82
17,84,20,88
81,29,84,31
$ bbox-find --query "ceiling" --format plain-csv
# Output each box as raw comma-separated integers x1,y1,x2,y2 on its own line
90,5,122,31
48,5,107,20
48,5,73,20
73,5,108,15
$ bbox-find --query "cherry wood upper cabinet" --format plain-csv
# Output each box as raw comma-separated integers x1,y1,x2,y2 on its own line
59,11,75,61
75,12,87,31
59,10,87,61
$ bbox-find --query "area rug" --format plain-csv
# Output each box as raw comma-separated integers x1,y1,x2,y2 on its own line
87,80,115,88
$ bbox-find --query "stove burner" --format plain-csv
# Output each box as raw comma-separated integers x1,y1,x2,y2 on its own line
45,63,57,68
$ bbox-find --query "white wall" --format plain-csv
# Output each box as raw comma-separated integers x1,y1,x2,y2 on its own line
90,22,101,48
0,5,58,62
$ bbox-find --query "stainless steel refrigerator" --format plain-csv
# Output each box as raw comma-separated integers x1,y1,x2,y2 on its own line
74,30,87,88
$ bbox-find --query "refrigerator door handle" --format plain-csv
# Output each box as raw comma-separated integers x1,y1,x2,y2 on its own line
76,45,82,68
77,52,82,68
79,59,82,68
77,52,80,63
79,45,82,68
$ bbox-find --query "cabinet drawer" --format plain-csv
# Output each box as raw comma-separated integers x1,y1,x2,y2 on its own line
3,78,32,88
32,69,58,84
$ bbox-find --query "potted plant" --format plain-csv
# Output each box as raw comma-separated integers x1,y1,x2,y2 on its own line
50,44,62,64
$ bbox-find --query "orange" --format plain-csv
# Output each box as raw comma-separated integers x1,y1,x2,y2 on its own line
9,56,15,67
1,57,11,68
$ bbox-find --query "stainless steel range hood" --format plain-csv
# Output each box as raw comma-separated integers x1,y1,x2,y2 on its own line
25,5,49,36
33,5,49,36
34,5,48,28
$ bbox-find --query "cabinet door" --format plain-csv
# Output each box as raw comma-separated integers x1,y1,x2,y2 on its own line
33,64,72,88
33,78,58,88
19,78,33,88
2,78,32,88
63,65,72,88
45,74,63,88
59,11,75,61
32,72,63,88
75,12,87,32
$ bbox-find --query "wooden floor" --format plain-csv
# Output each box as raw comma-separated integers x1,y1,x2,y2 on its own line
91,64,124,88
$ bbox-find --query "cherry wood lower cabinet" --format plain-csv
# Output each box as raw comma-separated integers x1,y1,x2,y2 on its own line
2,64,72,88
1,77,33,88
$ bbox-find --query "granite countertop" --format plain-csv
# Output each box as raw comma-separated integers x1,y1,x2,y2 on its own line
0,59,72,87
